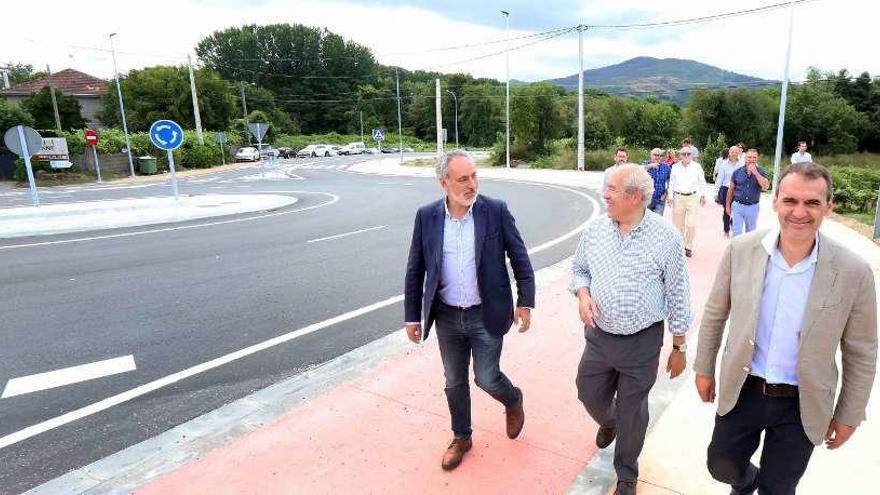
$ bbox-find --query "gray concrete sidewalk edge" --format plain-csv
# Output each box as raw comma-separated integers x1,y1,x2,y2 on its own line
27,259,571,495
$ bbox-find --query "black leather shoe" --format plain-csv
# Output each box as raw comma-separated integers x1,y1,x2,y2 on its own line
614,480,637,495
596,425,616,448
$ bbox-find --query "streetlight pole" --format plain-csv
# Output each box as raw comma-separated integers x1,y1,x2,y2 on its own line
359,110,364,143
576,25,586,171
109,33,135,178
240,81,250,144
446,90,459,149
772,0,796,192
396,67,403,163
187,54,204,145
501,10,510,168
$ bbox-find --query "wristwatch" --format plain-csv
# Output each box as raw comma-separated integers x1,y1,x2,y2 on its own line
673,343,687,353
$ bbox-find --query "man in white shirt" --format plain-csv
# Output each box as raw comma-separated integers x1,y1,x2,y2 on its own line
790,140,812,164
601,147,629,199
668,147,707,257
683,137,699,161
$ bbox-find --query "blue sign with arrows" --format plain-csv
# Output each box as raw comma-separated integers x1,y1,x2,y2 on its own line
149,120,184,151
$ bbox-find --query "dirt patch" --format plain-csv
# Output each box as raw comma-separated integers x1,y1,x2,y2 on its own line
829,212,879,245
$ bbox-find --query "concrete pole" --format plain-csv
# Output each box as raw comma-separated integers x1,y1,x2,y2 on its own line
502,10,510,168
46,65,63,133
187,54,204,145
0,68,10,89
359,111,364,143
240,82,250,145
772,0,796,192
109,33,136,178
576,25,586,171
435,79,443,160
446,90,459,149
396,67,403,163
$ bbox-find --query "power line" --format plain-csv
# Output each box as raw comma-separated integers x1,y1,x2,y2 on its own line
378,26,575,56
587,0,818,30
421,27,576,71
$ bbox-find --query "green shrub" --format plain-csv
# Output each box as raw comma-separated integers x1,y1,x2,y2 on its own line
14,158,52,181
829,165,880,213
181,143,220,168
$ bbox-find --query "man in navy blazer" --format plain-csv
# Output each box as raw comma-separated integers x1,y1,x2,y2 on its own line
404,150,535,471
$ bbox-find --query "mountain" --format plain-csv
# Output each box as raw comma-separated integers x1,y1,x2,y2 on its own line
545,56,778,104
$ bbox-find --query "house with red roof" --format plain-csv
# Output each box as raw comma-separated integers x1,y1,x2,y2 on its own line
1,68,108,129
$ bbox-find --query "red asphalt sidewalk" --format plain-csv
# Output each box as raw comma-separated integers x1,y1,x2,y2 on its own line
129,201,730,495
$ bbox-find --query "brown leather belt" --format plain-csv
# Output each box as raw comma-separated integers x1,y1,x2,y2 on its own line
675,191,696,196
745,375,799,398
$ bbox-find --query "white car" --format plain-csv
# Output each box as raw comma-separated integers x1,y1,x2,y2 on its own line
339,142,366,155
297,144,338,158
234,147,260,161
256,143,279,158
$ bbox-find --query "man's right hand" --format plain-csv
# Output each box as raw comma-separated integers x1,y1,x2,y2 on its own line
578,293,600,328
695,373,716,403
405,323,422,344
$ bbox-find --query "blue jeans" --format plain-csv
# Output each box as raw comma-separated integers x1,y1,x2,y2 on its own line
435,301,519,438
732,201,759,237
648,201,665,216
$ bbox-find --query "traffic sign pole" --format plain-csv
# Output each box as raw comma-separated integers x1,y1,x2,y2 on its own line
256,123,264,178
17,126,40,207
167,150,179,200
93,146,102,183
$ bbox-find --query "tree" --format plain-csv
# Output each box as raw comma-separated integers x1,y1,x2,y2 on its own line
98,65,237,132
582,111,612,150
683,88,776,151
196,24,379,134
510,82,566,152
0,99,35,153
2,62,39,86
458,83,503,147
784,82,864,155
21,87,85,130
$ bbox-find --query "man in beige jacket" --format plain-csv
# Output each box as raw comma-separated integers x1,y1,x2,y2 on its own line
694,162,877,494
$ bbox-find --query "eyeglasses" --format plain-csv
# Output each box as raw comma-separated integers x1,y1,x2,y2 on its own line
681,152,691,156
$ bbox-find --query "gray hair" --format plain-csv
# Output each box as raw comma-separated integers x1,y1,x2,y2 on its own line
436,150,474,178
618,164,654,209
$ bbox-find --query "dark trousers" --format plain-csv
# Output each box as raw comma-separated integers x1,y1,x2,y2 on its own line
575,322,663,482
707,382,815,495
718,185,731,233
435,302,519,438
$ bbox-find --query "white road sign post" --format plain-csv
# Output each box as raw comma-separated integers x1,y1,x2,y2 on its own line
248,123,269,177
4,125,42,206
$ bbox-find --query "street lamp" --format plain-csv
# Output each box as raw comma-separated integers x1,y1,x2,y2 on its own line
445,90,459,149
501,10,510,168
109,33,135,178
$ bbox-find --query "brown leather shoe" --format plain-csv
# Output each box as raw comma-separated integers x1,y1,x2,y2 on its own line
441,437,472,471
506,387,525,439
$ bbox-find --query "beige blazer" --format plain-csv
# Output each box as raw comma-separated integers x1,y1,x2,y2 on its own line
695,230,878,445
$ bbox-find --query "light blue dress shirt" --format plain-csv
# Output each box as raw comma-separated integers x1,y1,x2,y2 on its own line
439,198,482,308
750,229,819,385
715,159,742,192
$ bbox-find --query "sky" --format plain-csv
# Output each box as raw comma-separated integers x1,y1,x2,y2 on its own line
1,0,876,87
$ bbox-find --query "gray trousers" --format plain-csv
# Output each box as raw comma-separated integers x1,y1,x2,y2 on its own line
576,322,663,482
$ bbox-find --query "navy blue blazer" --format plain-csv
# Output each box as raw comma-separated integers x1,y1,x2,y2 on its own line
404,195,536,339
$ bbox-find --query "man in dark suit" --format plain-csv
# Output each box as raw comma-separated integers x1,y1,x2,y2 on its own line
404,150,535,471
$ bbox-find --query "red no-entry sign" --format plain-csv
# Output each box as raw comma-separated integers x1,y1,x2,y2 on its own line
84,129,98,146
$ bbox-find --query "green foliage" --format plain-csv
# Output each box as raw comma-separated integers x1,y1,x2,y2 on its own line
784,82,864,155
0,99,35,152
180,143,220,168
683,88,775,151
582,112,612,150
510,82,567,153
21,88,86,131
829,166,880,213
14,157,52,181
98,65,237,132
3,62,38,86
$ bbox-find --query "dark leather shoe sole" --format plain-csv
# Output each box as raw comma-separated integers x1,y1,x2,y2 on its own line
596,425,616,449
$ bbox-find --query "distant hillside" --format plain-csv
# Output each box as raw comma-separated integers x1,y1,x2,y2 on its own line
545,56,777,104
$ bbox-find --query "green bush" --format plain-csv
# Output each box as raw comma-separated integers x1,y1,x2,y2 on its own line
181,143,220,168
830,165,880,213
13,158,52,181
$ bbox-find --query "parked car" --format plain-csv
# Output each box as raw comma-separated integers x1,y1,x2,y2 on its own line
315,144,338,157
256,143,279,158
234,147,260,162
297,144,338,158
380,147,398,154
277,147,294,158
365,147,381,154
339,142,366,155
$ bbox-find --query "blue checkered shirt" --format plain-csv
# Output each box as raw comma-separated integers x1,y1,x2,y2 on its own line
646,163,671,208
570,211,692,335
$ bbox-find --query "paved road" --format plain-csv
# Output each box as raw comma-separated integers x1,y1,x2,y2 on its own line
0,155,596,493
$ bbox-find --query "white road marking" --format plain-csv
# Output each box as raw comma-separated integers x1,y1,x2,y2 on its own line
0,182,599,450
0,191,339,251
306,225,387,244
1,356,137,399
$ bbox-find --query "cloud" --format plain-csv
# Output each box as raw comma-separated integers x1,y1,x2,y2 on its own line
1,0,876,88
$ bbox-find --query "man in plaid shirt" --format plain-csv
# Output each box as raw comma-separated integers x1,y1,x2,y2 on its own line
643,147,671,216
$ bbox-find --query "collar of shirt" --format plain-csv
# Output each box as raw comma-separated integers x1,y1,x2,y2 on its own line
613,210,650,239
444,195,477,220
761,228,820,272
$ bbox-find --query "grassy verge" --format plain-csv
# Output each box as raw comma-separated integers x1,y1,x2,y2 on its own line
840,211,875,226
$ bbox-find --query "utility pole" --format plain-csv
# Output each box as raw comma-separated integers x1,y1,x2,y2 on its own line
772,0,796,192
187,54,204,145
435,79,443,160
576,25,586,171
46,65,63,133
501,10,511,168
446,90,459,149
396,67,403,163
0,68,10,89
359,111,364,143
240,81,250,144
109,33,136,178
